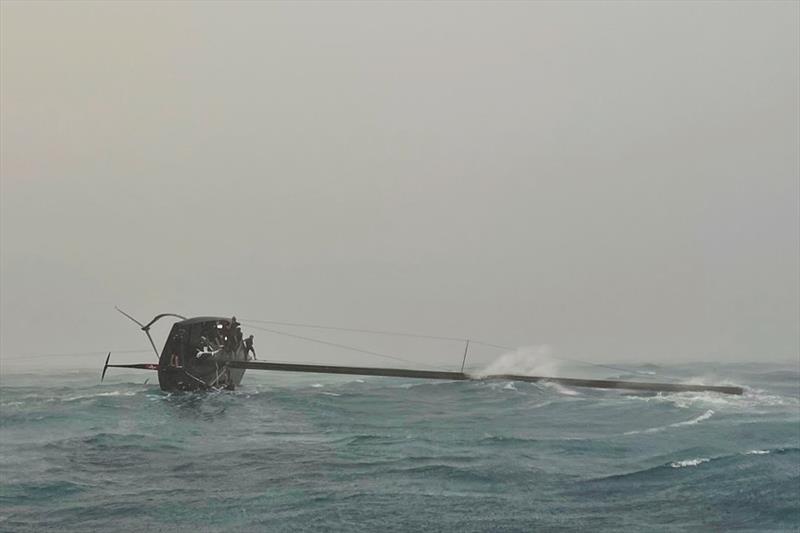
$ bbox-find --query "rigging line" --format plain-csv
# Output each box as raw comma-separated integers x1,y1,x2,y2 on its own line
243,323,454,371
240,318,469,343
457,339,649,377
552,359,674,379
240,319,665,379
468,340,514,350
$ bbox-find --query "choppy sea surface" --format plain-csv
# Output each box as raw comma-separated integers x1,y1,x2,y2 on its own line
1,362,798,532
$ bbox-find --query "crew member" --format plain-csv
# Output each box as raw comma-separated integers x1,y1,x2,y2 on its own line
244,335,256,360
233,318,243,345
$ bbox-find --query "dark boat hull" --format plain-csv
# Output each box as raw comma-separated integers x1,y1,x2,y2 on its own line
156,317,249,391
158,347,247,391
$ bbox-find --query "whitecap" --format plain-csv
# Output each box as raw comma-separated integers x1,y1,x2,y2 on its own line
623,386,797,412
671,409,714,427
624,409,714,435
745,449,770,455
670,458,710,468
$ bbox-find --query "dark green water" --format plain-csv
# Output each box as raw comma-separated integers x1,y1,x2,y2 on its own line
1,362,798,532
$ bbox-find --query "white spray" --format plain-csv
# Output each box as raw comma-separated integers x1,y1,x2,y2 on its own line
472,345,562,378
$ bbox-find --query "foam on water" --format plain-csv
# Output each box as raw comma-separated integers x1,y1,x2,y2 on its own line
63,391,138,402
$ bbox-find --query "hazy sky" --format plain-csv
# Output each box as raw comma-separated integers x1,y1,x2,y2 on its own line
1,1,798,374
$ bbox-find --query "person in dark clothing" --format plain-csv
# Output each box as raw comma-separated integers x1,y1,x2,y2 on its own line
229,316,243,348
244,335,256,360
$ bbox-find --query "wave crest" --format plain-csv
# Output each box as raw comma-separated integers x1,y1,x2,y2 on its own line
624,409,714,435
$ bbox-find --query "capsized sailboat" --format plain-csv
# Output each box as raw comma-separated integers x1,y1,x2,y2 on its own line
102,309,744,395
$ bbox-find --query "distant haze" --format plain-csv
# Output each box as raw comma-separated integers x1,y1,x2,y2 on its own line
1,1,798,374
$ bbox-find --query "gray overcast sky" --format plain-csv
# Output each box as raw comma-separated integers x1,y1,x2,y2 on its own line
1,1,798,373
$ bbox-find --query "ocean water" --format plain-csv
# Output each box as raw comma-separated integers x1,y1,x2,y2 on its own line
1,362,798,532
